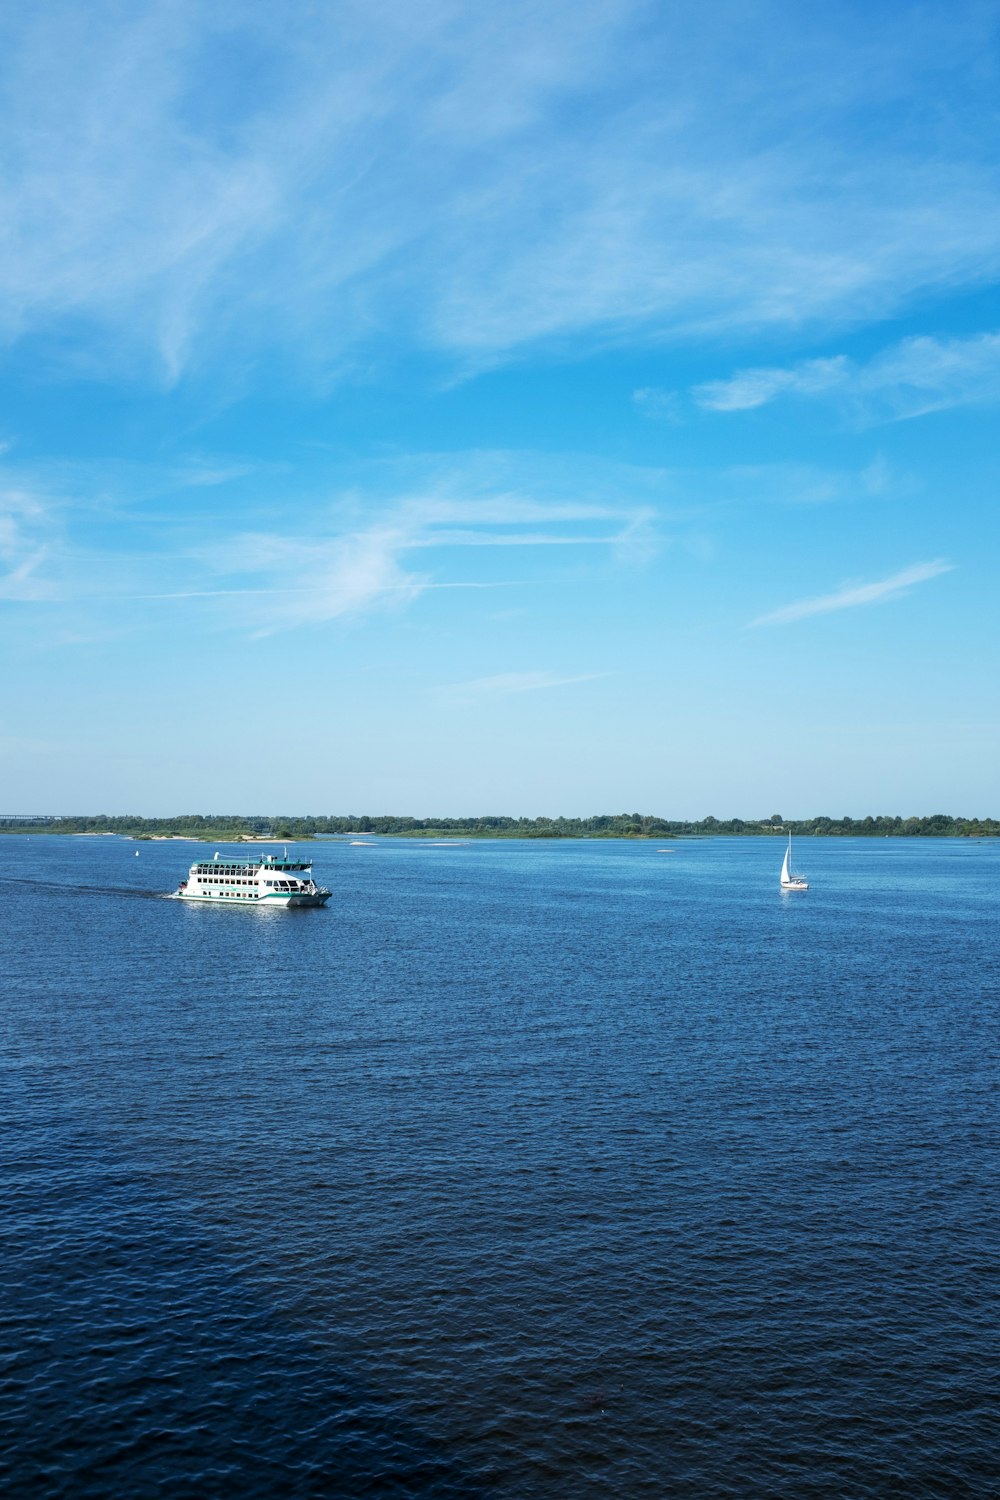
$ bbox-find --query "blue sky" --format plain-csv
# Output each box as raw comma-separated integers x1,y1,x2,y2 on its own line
2,0,999,816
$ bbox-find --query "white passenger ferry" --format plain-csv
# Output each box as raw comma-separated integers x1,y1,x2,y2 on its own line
175,851,331,907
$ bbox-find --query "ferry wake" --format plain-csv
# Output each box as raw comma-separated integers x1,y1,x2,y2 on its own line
175,851,331,907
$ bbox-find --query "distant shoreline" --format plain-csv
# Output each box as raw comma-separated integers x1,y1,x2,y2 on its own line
2,815,997,842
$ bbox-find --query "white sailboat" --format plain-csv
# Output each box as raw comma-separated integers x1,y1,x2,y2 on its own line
780,832,808,891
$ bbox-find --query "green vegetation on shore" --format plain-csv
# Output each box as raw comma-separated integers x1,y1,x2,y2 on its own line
2,812,998,839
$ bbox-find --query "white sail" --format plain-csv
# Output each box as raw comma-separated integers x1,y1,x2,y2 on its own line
780,831,808,890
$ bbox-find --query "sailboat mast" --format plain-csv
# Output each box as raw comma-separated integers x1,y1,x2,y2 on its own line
779,825,808,890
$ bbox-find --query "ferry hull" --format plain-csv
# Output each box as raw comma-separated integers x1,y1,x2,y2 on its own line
177,891,331,907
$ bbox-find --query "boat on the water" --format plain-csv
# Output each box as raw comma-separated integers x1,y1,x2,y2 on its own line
780,832,808,892
175,851,331,907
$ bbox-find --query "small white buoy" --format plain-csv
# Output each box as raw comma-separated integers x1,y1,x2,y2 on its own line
135,850,140,857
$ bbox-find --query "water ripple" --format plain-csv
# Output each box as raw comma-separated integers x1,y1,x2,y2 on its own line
1,836,998,1496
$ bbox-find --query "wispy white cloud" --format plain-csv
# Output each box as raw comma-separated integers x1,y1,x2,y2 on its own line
750,559,954,627
1,4,1000,380
693,358,849,412
215,523,427,630
173,460,256,489
199,468,660,630
0,547,53,602
693,331,1000,422
858,332,1000,420
0,485,59,600
443,670,607,699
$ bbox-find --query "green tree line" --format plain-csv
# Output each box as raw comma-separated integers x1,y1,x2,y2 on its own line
2,811,997,838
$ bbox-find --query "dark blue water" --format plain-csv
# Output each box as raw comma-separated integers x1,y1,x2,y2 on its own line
2,835,998,1498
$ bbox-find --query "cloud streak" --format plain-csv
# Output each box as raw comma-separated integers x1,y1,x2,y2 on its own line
205,479,657,630
693,358,848,412
0,483,60,600
750,560,954,627
694,331,1000,422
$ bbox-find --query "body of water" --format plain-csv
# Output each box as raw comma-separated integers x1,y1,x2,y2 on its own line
2,835,998,1497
